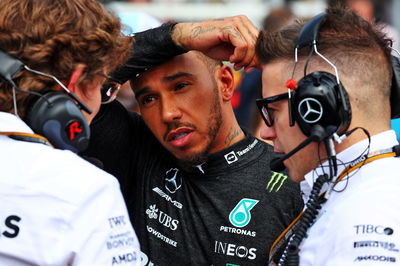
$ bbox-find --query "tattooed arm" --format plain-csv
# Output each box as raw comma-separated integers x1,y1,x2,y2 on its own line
172,16,259,71
110,16,259,84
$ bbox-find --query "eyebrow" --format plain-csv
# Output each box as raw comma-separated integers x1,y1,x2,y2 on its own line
163,72,193,82
135,72,194,99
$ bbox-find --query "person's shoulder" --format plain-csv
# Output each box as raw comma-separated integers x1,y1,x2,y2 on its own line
92,100,143,128
54,148,117,184
32,145,120,198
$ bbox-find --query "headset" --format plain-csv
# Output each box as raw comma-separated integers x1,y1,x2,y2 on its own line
289,13,400,138
276,13,400,266
288,13,352,138
0,49,91,153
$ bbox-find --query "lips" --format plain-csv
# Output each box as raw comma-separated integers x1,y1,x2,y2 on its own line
166,128,194,148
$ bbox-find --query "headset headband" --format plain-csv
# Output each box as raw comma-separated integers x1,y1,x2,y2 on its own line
296,13,326,50
294,12,351,118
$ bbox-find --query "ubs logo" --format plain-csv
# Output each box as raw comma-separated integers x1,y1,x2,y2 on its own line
145,204,179,231
224,151,238,164
165,168,182,194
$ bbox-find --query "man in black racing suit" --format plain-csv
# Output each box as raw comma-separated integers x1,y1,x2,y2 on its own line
82,19,303,266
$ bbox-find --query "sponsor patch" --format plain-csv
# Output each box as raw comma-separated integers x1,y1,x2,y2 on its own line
266,171,288,192
229,198,259,228
214,240,257,260
354,255,396,263
354,241,399,252
354,224,394,235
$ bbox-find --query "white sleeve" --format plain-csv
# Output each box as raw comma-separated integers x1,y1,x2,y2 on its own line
64,174,140,266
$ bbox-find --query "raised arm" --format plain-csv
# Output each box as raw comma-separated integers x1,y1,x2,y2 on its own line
111,15,259,84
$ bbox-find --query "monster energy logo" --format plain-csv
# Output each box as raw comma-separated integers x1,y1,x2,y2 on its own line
266,171,288,192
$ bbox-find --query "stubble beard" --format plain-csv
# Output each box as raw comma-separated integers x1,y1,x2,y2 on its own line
178,85,222,170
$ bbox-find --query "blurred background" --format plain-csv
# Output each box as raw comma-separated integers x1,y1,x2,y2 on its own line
99,0,399,31
100,0,400,140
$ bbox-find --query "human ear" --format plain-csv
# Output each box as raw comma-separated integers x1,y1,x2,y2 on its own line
67,64,86,93
217,64,235,102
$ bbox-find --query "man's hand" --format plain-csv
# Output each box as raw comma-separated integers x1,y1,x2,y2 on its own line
172,15,260,71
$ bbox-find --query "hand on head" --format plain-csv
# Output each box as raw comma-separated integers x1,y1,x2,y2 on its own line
172,15,260,72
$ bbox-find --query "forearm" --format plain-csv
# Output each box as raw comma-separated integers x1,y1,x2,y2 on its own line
110,15,259,83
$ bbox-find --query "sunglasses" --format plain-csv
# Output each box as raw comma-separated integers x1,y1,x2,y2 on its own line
256,90,294,127
101,79,121,104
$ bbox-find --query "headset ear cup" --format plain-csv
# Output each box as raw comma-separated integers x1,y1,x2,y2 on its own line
293,72,352,137
25,92,90,153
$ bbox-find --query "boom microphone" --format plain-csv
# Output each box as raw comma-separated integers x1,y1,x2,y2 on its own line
270,125,327,172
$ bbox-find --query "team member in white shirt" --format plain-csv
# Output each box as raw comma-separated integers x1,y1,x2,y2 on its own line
255,5,400,265
0,0,139,265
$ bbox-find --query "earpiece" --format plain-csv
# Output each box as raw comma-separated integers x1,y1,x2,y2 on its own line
0,49,90,153
25,92,90,153
289,13,352,138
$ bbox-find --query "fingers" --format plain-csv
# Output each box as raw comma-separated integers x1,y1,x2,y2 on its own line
171,15,259,70
225,15,259,70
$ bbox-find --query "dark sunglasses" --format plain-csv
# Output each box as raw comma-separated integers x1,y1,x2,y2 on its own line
256,90,294,127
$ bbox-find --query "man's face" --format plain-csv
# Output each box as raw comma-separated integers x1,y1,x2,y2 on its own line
260,60,319,182
133,52,224,165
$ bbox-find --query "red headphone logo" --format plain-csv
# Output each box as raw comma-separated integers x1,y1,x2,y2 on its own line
67,121,83,140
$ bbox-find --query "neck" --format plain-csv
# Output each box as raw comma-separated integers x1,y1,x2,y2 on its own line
223,124,245,146
209,121,245,154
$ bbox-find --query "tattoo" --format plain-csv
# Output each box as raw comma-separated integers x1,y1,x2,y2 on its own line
173,25,189,50
225,126,242,145
190,26,216,39
221,26,241,39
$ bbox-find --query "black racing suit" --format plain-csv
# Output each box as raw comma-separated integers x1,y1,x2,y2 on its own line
82,24,304,265
83,102,303,265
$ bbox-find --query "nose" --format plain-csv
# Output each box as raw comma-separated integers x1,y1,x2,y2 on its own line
259,123,276,141
161,97,182,123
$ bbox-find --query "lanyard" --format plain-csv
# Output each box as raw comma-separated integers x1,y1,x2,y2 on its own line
0,131,52,146
268,146,399,265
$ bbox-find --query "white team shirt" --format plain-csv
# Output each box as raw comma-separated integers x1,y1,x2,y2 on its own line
299,130,400,265
0,112,140,266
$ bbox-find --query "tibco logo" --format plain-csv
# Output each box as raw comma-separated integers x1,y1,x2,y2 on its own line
354,224,394,235
214,241,257,260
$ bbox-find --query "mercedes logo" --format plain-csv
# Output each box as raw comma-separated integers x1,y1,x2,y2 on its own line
298,98,323,123
165,168,182,193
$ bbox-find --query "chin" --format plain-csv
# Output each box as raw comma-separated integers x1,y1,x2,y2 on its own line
173,150,208,168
